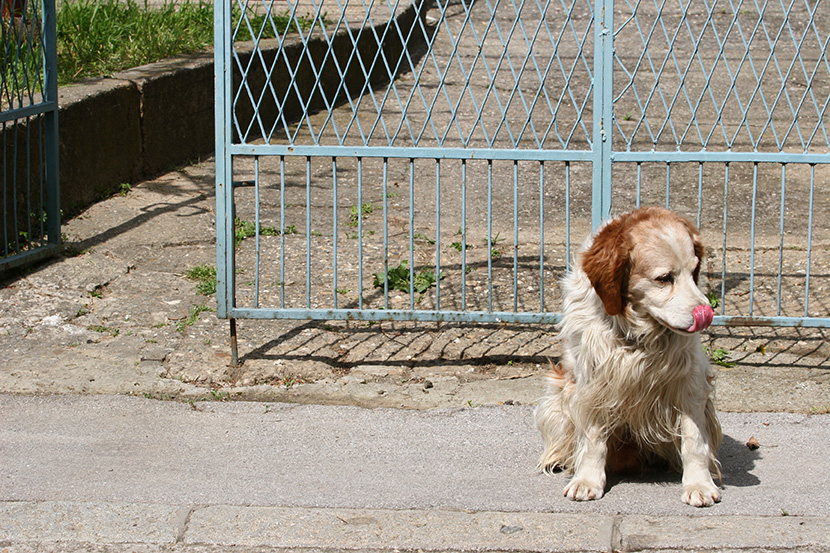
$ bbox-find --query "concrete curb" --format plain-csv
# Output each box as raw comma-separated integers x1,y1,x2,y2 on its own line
3,3,427,218
2,501,829,552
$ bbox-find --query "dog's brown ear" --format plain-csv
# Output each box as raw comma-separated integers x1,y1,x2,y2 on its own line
582,217,631,316
678,217,705,284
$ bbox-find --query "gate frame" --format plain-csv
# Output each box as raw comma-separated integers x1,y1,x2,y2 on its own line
214,0,830,364
0,0,61,274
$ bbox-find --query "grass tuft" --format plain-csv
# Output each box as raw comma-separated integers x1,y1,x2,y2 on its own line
185,264,217,296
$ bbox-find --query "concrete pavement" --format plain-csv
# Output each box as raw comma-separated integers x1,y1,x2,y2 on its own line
2,394,830,552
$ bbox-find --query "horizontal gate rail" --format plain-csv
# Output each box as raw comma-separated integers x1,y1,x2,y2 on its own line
230,144,597,161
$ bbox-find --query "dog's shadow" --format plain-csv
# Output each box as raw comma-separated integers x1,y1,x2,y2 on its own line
605,434,761,491
717,433,762,488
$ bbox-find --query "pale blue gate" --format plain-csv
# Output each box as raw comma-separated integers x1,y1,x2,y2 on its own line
215,0,829,362
1,0,60,273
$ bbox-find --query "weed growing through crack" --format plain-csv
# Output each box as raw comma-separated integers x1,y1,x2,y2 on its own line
88,324,119,337
234,218,256,244
176,304,214,332
185,264,217,296
413,232,436,245
210,389,230,401
349,203,374,227
373,261,443,298
707,291,721,309
235,219,297,243
483,232,506,258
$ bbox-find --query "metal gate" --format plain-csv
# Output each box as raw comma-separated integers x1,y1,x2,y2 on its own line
1,0,60,273
214,0,829,360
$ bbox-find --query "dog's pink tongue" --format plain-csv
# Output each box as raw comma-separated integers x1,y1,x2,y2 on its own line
687,304,714,332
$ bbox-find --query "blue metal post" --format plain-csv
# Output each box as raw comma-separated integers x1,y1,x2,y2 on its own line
43,0,60,248
592,0,614,229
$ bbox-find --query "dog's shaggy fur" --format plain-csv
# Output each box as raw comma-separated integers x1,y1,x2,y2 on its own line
535,207,723,507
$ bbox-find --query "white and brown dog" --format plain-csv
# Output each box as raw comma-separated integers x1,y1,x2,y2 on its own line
535,206,722,507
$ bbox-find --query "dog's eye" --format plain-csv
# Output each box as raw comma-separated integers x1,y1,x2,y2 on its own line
655,273,674,285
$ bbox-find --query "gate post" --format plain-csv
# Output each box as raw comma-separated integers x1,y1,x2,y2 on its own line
43,0,60,248
591,0,614,230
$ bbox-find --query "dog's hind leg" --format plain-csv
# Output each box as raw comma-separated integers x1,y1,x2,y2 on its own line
534,363,576,472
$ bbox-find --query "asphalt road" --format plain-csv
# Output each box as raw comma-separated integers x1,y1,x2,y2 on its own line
2,394,829,552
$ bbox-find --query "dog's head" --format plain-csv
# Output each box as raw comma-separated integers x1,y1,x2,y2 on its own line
581,206,713,333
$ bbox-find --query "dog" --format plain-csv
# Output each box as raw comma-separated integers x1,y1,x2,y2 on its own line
535,206,722,507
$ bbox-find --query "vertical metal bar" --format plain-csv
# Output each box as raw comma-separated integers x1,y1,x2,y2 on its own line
333,158,339,309
230,318,239,367
804,164,815,317
487,160,494,312
279,156,286,309
409,159,415,308
748,163,758,316
254,156,261,307
214,0,234,320
696,162,704,229
26,117,32,252
513,160,519,312
565,161,571,272
539,161,545,313
357,157,364,310
635,162,642,208
776,164,786,316
720,163,729,316
383,158,390,309
665,163,671,209
592,0,614,230
461,159,467,311
3,122,8,258
435,158,441,310
43,0,59,248
306,156,312,308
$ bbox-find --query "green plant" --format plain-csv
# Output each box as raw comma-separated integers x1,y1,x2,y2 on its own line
176,304,213,332
119,183,132,196
234,217,257,244
483,232,506,258
349,203,374,227
88,324,119,337
413,232,436,245
704,345,736,368
707,291,720,309
210,389,229,401
185,264,217,296
450,241,464,252
283,224,298,235
89,289,103,299
373,261,442,295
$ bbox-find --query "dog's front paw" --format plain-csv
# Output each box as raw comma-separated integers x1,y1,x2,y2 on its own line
682,482,721,507
564,477,605,501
